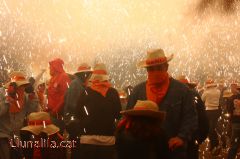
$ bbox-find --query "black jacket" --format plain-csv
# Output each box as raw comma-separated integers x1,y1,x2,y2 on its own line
127,78,198,142
75,87,122,136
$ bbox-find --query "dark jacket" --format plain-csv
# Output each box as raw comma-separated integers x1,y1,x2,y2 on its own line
20,131,66,159
127,78,198,142
227,94,240,123
116,128,170,159
75,87,121,136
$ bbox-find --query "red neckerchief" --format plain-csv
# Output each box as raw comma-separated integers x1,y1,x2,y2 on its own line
90,80,111,97
9,89,25,113
146,71,170,104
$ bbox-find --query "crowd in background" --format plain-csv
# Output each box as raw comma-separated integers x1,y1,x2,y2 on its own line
0,48,240,159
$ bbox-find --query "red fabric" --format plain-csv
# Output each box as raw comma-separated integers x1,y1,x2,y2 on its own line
49,58,64,76
9,88,25,113
90,80,111,97
146,57,167,65
146,71,170,104
28,120,52,126
92,70,107,75
48,59,70,113
11,76,26,81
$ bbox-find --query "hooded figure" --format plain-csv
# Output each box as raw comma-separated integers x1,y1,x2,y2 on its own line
47,58,70,133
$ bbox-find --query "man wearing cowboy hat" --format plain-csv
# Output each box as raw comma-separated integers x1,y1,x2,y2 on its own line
63,63,92,158
127,49,197,159
0,71,39,159
64,63,92,118
72,63,121,159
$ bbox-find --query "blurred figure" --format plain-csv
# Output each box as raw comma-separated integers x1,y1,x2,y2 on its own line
0,71,38,159
178,75,209,159
116,100,169,159
73,63,121,159
201,79,221,155
127,49,197,159
20,112,66,159
117,89,128,110
226,84,240,159
36,81,47,111
47,58,71,133
64,63,92,159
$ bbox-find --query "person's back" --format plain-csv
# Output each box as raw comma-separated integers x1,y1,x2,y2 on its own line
202,87,221,110
116,100,169,159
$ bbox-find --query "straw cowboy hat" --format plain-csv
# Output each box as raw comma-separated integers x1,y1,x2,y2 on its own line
205,79,217,88
121,100,166,120
21,112,59,136
138,49,173,68
177,75,197,88
5,71,30,88
89,63,109,82
74,63,93,75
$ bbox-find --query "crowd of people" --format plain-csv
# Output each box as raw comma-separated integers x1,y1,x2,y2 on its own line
0,48,240,159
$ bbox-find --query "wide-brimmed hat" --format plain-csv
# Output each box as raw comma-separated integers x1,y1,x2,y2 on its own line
121,100,166,120
205,79,217,88
5,71,30,88
74,63,93,75
177,75,197,88
89,63,109,82
21,112,59,136
137,49,173,68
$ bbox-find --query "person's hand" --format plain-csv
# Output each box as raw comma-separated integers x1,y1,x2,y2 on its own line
168,137,184,151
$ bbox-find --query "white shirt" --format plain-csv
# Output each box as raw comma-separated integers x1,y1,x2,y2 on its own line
201,87,221,110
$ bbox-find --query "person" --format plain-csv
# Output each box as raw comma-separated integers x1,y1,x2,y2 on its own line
20,111,67,159
47,58,71,133
127,49,198,159
64,63,92,159
73,63,121,159
64,63,92,123
201,79,221,155
0,71,39,159
117,89,128,110
177,75,209,159
226,84,240,159
116,100,169,159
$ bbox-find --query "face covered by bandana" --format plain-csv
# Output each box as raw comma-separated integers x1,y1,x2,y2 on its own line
146,70,170,104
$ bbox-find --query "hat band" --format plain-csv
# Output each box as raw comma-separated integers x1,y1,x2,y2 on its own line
28,120,52,126
134,106,156,111
146,57,167,65
179,79,189,84
11,76,26,81
93,70,107,75
78,66,91,71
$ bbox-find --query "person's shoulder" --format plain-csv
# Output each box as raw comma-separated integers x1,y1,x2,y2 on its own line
170,78,189,91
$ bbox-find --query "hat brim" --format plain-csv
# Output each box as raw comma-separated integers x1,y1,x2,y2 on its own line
205,83,217,88
121,109,166,120
89,74,109,82
4,81,30,88
74,70,93,75
21,124,60,136
137,54,173,68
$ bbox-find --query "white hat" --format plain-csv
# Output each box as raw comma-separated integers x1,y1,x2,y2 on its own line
89,63,109,82
5,71,29,88
121,100,166,120
74,63,92,75
138,49,173,68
